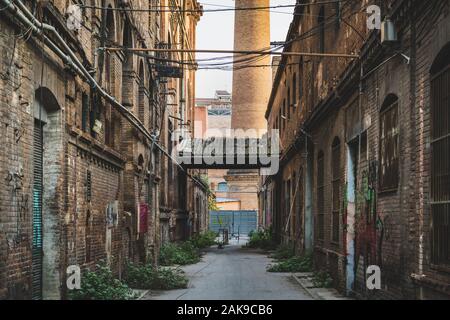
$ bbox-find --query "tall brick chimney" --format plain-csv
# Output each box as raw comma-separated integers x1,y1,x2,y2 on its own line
225,0,271,212
231,0,271,134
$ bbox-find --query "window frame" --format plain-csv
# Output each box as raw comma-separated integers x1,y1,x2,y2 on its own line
379,97,400,193
317,151,325,241
430,62,450,268
331,138,341,244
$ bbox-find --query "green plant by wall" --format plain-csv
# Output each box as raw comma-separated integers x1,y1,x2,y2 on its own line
68,264,136,300
190,231,218,249
124,263,188,290
267,253,313,273
246,228,276,250
195,174,218,211
312,271,333,288
159,242,201,266
269,244,296,261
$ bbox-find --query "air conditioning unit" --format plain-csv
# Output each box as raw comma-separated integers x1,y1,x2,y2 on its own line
381,18,398,44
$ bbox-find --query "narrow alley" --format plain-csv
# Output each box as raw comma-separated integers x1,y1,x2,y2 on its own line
143,241,312,301
1,0,449,303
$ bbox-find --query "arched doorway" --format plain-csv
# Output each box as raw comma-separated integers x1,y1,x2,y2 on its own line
32,87,62,300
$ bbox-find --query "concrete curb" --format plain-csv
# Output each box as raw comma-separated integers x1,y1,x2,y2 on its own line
291,273,354,300
291,273,318,300
135,289,150,300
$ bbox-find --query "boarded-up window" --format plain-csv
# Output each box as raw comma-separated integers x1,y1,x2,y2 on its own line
332,138,341,243
431,60,450,266
317,151,325,240
379,96,399,192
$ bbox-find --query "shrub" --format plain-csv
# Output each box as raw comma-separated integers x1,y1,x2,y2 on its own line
125,263,188,290
68,264,136,300
312,271,333,288
159,242,201,266
246,228,276,250
269,244,296,261
191,231,218,249
267,254,313,273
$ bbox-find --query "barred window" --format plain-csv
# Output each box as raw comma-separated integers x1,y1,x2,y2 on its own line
430,47,450,266
138,62,145,123
379,95,399,192
331,138,341,243
317,151,325,240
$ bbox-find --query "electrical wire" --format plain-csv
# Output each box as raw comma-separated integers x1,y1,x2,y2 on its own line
80,1,350,14
114,4,366,73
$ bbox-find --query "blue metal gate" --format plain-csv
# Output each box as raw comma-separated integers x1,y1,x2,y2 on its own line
209,211,257,236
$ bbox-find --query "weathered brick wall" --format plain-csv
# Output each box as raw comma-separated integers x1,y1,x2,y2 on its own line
263,0,450,300
409,0,450,299
309,105,348,293
0,17,32,299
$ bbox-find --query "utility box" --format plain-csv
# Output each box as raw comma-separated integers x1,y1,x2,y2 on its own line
381,18,398,44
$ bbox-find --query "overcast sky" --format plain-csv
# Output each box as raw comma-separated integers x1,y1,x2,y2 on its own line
195,1,295,98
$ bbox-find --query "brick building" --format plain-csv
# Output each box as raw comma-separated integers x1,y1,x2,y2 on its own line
261,0,450,299
0,0,208,300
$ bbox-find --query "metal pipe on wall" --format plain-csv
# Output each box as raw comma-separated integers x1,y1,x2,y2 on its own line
1,0,208,191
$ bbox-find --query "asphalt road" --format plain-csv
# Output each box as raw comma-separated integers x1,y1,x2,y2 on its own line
143,242,313,300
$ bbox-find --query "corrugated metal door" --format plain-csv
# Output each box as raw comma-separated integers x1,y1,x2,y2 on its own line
209,211,257,236
32,120,43,300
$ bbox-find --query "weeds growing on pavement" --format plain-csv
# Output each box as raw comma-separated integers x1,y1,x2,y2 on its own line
190,231,218,249
124,263,188,290
312,271,333,288
246,228,276,250
159,241,201,266
267,253,313,273
269,244,296,261
68,264,136,300
159,231,219,266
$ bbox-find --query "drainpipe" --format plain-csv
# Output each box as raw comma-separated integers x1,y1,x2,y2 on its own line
5,0,166,157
